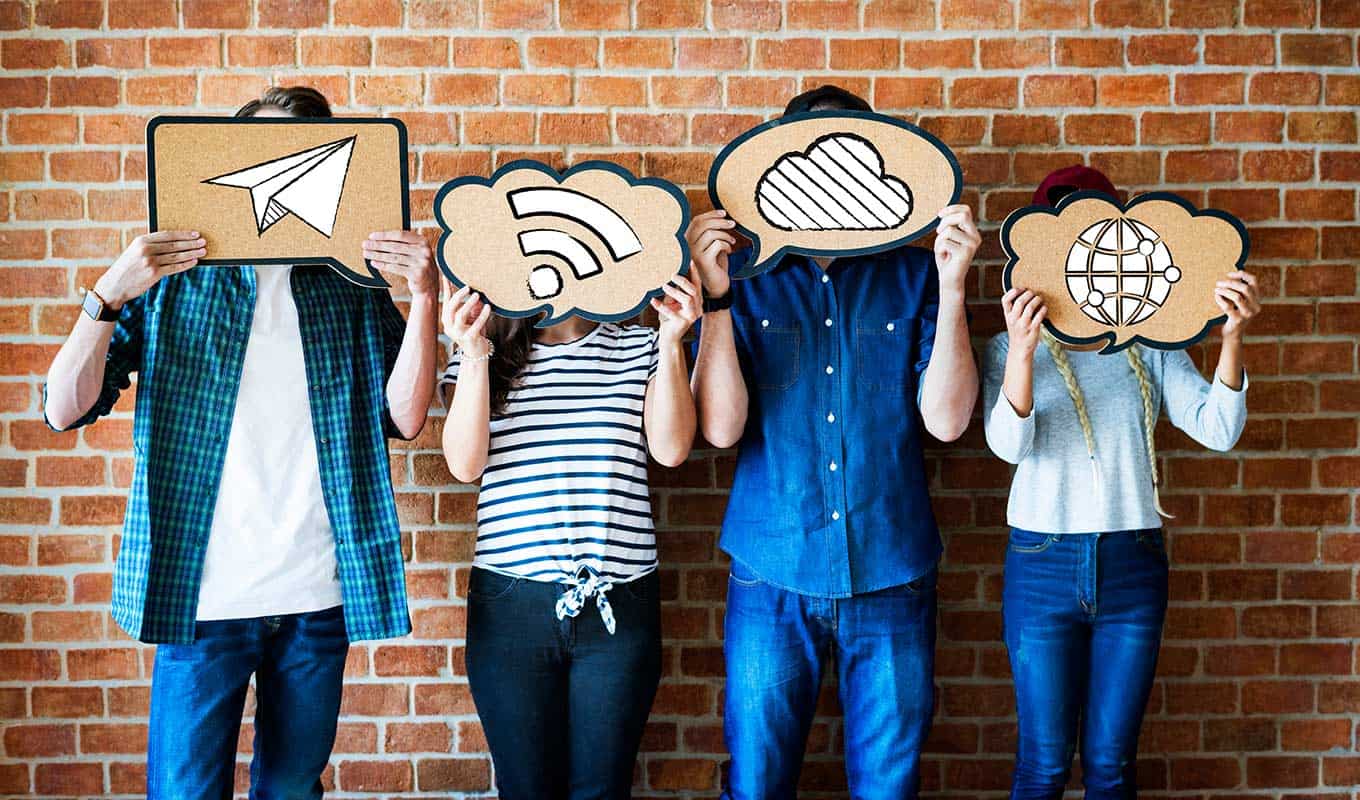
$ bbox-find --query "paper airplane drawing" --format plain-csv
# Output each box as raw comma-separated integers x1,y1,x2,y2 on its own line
203,136,356,238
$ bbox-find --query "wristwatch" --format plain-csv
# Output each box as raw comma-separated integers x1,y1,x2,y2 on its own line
81,287,121,322
702,288,734,313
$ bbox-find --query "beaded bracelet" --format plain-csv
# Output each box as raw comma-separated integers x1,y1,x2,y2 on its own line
458,341,495,364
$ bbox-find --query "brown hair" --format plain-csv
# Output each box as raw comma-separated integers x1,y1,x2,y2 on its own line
236,86,333,119
485,315,536,417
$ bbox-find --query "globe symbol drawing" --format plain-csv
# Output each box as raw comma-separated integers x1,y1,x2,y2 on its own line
1065,217,1181,327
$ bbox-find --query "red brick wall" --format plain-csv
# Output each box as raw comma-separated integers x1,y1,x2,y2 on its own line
1,1,1358,797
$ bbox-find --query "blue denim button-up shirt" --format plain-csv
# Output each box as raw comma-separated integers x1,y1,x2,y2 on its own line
700,246,944,598
46,266,412,644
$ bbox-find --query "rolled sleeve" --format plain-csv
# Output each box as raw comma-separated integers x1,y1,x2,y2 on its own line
1161,349,1248,452
44,296,145,432
375,292,412,440
982,334,1034,464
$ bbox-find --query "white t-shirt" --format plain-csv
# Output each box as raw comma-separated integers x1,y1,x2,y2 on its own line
196,267,343,620
440,323,659,583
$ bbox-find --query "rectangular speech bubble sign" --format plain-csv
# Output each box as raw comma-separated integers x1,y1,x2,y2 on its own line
147,116,409,288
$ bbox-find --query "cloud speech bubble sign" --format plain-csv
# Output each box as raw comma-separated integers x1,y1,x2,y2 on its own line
1002,191,1249,354
435,160,690,325
708,110,962,279
147,116,408,288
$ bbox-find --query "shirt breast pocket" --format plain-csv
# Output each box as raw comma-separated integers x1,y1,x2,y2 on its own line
745,320,802,391
855,317,917,392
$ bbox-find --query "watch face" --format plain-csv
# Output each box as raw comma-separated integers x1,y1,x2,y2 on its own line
81,291,105,320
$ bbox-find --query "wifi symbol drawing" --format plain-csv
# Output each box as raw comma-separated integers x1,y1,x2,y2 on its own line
506,186,645,300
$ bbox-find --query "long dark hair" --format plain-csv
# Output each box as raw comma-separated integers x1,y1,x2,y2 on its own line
486,315,536,416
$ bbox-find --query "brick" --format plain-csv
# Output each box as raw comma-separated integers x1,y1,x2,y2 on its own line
77,36,144,68
528,36,598,68
1099,74,1169,106
1024,74,1095,107
874,77,943,110
452,37,520,68
1245,0,1317,27
941,0,1014,28
1282,33,1353,66
184,0,251,27
951,77,1017,108
604,36,672,68
979,36,1049,69
1289,112,1358,143
2,37,70,68
754,38,825,70
1175,73,1245,105
903,39,975,69
1142,111,1211,145
1206,34,1275,65
149,36,221,68
300,36,369,67
35,0,104,28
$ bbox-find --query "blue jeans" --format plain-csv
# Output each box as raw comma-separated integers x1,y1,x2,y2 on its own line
1003,529,1169,800
147,606,350,800
465,568,662,800
722,559,937,800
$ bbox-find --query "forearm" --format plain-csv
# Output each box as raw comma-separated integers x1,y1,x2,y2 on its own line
442,359,491,482
645,337,697,467
919,290,977,441
385,294,438,439
1215,334,1244,390
45,314,118,430
1001,350,1035,418
690,311,748,448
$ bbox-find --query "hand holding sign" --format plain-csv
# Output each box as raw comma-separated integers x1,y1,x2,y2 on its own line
1002,191,1250,354
435,161,690,325
708,111,963,279
148,117,409,288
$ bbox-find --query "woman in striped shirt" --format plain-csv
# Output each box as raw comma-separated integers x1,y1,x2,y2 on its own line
439,276,700,800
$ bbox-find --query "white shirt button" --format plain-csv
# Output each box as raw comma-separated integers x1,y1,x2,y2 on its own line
761,319,769,328
821,275,829,284
886,322,895,332
832,510,840,521
829,461,838,472
825,365,834,375
824,318,833,327
826,413,835,423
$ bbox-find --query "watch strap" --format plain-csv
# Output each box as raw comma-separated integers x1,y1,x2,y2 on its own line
702,289,734,313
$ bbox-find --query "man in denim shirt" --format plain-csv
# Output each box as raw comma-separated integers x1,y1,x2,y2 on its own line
689,86,980,799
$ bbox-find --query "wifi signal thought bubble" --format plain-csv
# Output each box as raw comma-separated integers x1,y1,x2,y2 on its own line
435,161,690,325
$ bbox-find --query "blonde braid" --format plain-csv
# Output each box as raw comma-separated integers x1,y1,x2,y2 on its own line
1125,346,1172,518
1041,331,1102,497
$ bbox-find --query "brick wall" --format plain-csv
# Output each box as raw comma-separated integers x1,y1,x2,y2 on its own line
1,0,1358,797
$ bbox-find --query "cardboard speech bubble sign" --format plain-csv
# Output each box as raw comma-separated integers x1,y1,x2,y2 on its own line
1002,190,1249,354
147,116,409,288
708,110,962,279
435,160,690,326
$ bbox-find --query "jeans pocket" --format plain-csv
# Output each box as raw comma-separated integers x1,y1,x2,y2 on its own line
1009,529,1057,553
1136,529,1169,561
468,568,520,601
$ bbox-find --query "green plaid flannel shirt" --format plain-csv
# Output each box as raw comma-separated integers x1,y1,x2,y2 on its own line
48,266,412,644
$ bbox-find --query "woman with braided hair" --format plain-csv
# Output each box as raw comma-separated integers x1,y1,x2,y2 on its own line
982,166,1261,800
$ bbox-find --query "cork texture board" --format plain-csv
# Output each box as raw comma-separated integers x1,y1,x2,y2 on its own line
435,160,690,325
708,110,962,279
1002,190,1249,354
147,116,409,288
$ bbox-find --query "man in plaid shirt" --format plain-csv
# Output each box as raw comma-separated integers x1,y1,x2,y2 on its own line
43,88,438,799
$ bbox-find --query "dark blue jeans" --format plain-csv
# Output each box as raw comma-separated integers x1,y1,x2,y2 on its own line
1003,529,1169,800
465,567,662,800
722,559,937,800
147,606,349,800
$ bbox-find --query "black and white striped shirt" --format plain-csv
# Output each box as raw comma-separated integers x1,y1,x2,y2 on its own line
442,323,660,592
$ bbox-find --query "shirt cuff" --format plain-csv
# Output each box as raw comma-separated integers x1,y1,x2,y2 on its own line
1210,369,1249,401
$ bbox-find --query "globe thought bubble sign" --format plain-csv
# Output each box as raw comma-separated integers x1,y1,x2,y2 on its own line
1002,191,1250,354
708,110,962,279
435,161,690,325
148,116,409,288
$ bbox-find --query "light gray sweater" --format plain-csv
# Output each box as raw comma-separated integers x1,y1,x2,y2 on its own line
983,333,1248,534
